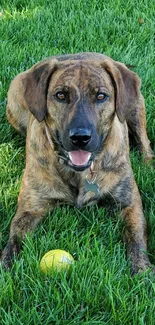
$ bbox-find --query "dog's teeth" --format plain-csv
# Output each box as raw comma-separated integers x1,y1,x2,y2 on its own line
91,161,94,170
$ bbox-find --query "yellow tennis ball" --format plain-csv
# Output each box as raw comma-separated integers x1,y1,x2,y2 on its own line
40,249,74,273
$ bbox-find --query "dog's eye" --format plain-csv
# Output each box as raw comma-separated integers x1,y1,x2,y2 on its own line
96,92,107,102
55,92,66,101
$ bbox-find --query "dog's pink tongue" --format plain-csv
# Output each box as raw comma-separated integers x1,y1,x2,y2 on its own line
69,150,91,166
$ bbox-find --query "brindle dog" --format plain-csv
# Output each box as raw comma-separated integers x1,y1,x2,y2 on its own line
1,52,154,274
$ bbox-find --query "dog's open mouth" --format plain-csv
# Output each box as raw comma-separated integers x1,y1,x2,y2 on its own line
68,150,92,171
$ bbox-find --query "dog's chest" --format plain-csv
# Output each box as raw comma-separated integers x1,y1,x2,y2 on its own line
61,171,100,207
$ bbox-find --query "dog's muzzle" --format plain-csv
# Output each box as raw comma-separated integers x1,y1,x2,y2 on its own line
54,127,103,172
67,128,92,171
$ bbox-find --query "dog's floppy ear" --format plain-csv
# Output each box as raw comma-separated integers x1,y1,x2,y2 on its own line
22,59,58,122
102,59,141,123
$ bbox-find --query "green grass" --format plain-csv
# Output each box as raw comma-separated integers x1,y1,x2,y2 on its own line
0,0,155,324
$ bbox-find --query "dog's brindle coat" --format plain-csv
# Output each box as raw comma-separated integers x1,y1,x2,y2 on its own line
1,53,154,274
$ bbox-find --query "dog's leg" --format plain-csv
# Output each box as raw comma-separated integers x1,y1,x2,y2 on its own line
1,210,47,268
122,183,151,274
126,95,154,161
1,188,54,268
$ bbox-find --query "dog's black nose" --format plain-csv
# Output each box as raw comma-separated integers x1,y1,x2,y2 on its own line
69,128,92,147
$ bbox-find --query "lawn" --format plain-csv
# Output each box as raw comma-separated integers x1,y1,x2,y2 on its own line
0,0,155,324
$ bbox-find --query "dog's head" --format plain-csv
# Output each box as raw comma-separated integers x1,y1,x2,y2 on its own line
23,56,141,171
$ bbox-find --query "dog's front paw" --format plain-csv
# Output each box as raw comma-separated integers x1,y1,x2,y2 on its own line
143,147,154,163
130,255,152,276
0,236,22,269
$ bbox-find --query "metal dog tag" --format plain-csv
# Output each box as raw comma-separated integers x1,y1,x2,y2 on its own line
84,179,99,196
